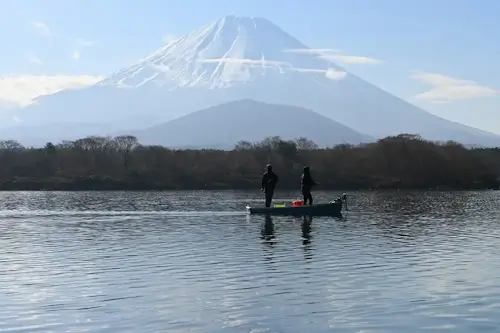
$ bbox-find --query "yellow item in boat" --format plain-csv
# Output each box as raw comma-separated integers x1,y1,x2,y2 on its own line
274,203,286,208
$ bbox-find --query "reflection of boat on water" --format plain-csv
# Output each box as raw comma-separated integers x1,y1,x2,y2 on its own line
247,194,347,217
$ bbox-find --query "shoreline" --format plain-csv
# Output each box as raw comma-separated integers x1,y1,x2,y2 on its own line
1,134,499,192
0,177,497,192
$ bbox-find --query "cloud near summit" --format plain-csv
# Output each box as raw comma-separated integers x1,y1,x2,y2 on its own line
200,58,285,66
286,48,382,64
293,67,347,80
198,58,347,80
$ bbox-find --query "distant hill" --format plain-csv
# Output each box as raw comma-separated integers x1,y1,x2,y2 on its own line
133,99,373,148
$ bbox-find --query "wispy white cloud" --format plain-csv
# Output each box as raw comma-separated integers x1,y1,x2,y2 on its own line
70,38,98,60
292,67,347,80
30,21,51,38
198,58,347,81
0,74,103,107
325,68,348,80
71,51,80,60
75,38,98,47
199,58,286,66
25,53,43,65
162,34,180,45
320,54,382,64
286,48,341,55
411,72,499,102
292,68,326,73
285,48,382,64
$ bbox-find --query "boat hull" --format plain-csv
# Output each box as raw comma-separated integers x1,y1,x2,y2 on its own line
246,201,343,217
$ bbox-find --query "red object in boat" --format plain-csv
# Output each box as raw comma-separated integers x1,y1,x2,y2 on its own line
292,200,304,207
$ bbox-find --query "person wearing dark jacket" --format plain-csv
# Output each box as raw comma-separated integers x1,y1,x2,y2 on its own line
301,166,318,205
261,164,279,207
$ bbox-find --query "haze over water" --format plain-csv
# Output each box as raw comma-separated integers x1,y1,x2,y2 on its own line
0,190,499,332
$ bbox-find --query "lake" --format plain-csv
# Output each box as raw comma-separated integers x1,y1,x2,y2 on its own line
0,190,499,332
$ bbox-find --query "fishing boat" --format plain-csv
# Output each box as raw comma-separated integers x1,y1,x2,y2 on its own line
246,194,347,216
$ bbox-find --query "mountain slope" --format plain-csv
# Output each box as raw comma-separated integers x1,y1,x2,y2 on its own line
99,15,343,90
3,15,500,147
133,99,373,148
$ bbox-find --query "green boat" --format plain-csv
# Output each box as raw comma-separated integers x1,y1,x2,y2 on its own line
246,194,347,216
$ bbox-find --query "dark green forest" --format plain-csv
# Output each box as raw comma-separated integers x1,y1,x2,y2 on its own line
0,134,500,190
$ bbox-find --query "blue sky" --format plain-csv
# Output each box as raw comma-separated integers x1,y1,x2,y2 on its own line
1,0,499,132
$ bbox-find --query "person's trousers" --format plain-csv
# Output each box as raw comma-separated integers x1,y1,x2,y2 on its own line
265,190,274,207
302,189,313,205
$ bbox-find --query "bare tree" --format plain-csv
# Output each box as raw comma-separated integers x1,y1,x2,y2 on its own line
114,135,139,171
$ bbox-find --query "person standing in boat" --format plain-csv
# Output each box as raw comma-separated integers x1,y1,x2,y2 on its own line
261,164,279,207
301,166,319,206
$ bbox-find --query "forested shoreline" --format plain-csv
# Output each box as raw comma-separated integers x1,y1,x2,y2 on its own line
0,134,499,191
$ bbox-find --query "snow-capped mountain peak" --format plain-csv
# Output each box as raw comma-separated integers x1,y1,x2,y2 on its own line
99,15,345,89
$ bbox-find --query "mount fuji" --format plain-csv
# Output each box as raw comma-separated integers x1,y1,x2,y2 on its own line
2,15,500,147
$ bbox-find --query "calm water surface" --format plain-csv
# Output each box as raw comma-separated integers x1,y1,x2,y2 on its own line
0,190,500,332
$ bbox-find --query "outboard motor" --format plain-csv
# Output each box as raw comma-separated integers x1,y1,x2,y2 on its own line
330,193,348,211
341,193,348,211
330,193,348,210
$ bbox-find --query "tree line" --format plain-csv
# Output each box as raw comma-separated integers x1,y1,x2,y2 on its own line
0,134,499,190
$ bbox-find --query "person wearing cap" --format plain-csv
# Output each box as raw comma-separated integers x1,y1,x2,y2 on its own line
261,164,279,207
301,166,319,205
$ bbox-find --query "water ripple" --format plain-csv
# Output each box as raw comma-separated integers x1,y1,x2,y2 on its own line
0,190,500,332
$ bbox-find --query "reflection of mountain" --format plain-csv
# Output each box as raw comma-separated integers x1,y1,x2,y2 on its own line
2,15,500,147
